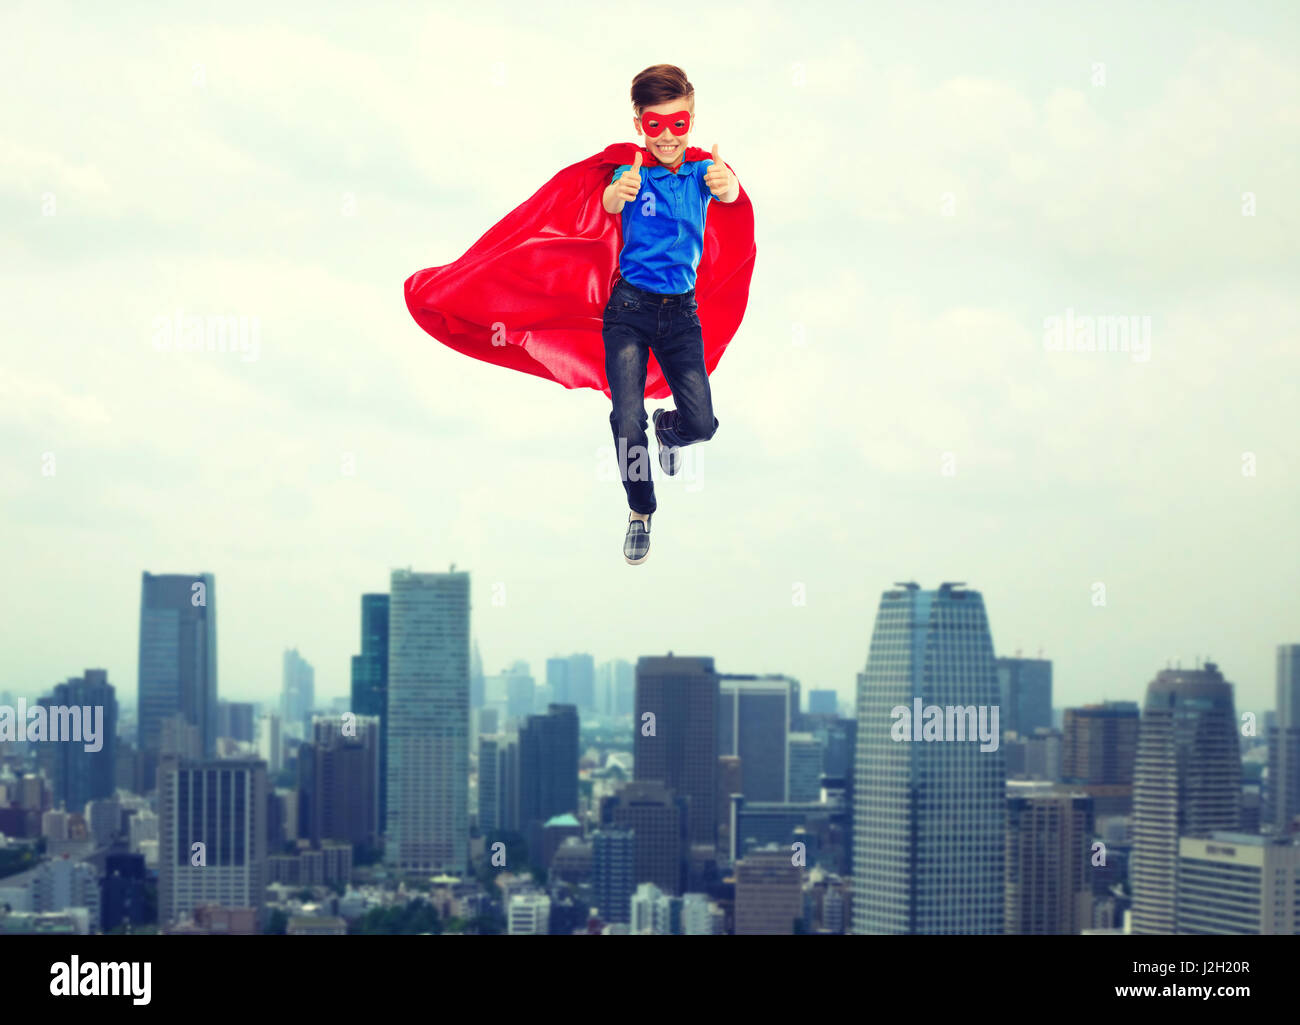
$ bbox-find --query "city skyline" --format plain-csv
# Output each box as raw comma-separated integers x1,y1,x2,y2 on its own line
3,565,1288,721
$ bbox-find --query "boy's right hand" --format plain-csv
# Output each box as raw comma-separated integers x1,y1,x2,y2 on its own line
615,152,643,203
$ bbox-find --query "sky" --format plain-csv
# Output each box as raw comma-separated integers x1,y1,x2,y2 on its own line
2,1,1297,718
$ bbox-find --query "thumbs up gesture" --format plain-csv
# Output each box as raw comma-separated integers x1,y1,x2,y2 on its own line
615,152,643,203
703,143,738,201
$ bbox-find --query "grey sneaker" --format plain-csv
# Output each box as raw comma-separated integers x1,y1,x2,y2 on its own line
623,513,651,565
651,408,681,476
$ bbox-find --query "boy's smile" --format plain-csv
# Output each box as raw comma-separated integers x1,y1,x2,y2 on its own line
636,98,693,167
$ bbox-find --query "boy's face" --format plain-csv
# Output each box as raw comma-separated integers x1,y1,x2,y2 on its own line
635,97,694,166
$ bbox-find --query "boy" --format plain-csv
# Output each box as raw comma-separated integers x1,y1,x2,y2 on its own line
403,66,754,565
603,64,740,565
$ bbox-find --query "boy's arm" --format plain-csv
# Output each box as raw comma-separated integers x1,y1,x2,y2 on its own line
702,143,741,204
603,154,643,214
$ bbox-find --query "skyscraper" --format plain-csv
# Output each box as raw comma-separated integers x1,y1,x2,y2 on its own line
477,734,508,835
605,658,635,718
997,656,1052,737
592,828,635,924
1130,663,1242,935
567,654,595,715
734,845,803,935
1061,702,1140,784
1004,786,1094,934
634,655,719,850
808,689,838,717
350,593,389,827
157,756,268,927
505,664,535,725
138,571,218,761
787,733,824,802
546,657,570,706
384,568,470,875
611,781,688,896
217,701,256,743
852,582,1006,934
299,715,381,848
280,648,314,736
470,640,485,710
518,704,579,856
718,675,798,802
1267,644,1300,832
37,669,117,812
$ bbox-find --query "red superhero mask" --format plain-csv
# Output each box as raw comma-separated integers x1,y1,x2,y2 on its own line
640,109,691,138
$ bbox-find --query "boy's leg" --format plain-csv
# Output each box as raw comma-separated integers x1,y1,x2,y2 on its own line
650,297,719,448
603,294,656,515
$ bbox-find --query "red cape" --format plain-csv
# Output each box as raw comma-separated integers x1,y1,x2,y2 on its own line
404,143,755,399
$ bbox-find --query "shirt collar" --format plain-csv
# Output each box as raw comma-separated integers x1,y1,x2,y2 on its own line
644,158,698,178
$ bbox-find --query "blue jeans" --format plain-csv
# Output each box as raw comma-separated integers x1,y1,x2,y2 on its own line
603,277,720,514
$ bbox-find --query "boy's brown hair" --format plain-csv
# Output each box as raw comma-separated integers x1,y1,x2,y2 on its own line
631,64,694,116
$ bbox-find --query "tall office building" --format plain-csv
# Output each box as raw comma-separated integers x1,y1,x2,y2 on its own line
257,713,282,775
477,734,508,835
470,640,485,710
518,704,579,855
548,654,595,715
787,733,824,802
997,657,1052,737
1176,832,1300,934
546,657,570,706
852,582,1006,934
138,571,218,760
600,658,635,719
569,654,595,715
808,690,838,717
299,715,381,848
384,568,470,875
1061,702,1139,784
157,756,268,927
634,655,719,850
505,665,536,725
217,701,256,743
592,828,636,924
37,670,117,812
734,845,803,935
350,593,389,829
611,781,688,896
1004,786,1094,934
1267,645,1300,831
1130,663,1241,935
718,675,798,803
280,648,315,736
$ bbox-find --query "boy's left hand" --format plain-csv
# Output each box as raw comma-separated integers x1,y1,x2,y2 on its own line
703,143,739,201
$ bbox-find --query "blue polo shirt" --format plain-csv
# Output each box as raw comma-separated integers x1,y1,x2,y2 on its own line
610,158,718,295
